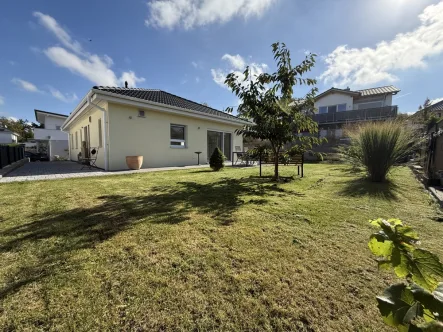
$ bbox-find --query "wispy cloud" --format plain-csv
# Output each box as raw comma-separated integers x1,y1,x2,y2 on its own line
211,53,268,89
145,0,277,29
11,78,77,103
320,2,443,87
0,96,4,105
48,86,78,103
12,78,43,93
191,61,198,68
34,12,144,87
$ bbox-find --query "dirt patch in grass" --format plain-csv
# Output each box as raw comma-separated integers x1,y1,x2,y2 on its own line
0,164,441,331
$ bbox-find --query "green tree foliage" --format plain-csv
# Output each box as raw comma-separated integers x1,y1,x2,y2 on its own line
224,42,322,180
343,121,417,182
209,147,225,171
369,218,443,331
0,117,34,142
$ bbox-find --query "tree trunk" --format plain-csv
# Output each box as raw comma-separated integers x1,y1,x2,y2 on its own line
273,147,280,181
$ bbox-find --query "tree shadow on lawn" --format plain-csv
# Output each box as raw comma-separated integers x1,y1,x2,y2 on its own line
338,177,400,201
0,176,292,300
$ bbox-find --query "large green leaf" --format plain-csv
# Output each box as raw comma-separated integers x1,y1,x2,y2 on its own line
411,283,443,318
392,246,411,278
369,234,393,257
410,250,443,292
377,284,417,328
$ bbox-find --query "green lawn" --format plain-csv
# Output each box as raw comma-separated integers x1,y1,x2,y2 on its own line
0,164,442,331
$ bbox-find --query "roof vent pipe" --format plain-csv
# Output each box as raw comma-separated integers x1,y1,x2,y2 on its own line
125,81,128,88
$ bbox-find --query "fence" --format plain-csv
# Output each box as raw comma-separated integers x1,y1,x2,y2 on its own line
0,145,25,169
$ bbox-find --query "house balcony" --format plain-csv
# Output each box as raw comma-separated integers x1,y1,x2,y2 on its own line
310,106,398,125
33,128,68,141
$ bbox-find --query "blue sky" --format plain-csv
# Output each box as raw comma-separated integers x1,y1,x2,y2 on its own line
1,0,443,122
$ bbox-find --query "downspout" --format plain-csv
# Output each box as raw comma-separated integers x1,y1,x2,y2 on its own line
87,93,109,171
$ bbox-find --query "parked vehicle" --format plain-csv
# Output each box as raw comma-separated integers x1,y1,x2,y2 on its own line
25,151,49,162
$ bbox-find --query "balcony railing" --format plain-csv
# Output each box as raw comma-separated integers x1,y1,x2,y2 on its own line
310,106,398,124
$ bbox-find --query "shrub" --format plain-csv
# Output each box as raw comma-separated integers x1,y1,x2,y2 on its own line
344,121,416,182
368,218,443,331
209,147,225,171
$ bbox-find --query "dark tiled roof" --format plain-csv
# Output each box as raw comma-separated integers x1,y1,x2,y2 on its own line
93,86,242,122
357,85,400,97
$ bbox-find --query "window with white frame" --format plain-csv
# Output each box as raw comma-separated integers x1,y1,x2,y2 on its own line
170,124,186,148
318,103,346,114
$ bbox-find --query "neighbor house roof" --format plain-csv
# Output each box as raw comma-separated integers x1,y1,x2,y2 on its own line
424,99,443,112
92,86,242,122
356,85,401,97
0,126,20,137
35,109,68,124
315,85,400,100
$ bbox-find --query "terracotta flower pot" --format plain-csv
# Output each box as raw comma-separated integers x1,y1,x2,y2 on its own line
126,156,143,170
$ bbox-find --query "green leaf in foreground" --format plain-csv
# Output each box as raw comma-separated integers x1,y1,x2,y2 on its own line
410,250,443,292
376,284,415,328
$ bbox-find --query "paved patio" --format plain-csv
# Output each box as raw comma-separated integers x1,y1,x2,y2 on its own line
0,161,225,183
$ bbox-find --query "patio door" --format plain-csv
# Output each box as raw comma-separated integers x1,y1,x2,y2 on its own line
207,131,232,161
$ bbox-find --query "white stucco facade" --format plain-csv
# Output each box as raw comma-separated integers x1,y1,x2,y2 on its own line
63,90,246,171
0,130,19,144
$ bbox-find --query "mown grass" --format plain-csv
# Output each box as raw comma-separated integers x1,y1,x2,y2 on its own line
0,164,442,331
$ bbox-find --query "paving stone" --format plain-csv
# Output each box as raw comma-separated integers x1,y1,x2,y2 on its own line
0,161,233,183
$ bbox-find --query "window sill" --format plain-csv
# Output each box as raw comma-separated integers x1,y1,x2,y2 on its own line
170,146,187,149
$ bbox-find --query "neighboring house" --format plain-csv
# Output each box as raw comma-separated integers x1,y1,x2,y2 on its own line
412,98,443,123
33,110,69,160
311,85,400,138
62,86,248,171
0,126,19,144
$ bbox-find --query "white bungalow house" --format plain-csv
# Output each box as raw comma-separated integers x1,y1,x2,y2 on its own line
311,85,401,138
33,110,69,160
0,126,19,144
61,86,248,171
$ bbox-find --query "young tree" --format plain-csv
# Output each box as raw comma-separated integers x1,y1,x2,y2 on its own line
0,117,34,142
224,42,321,180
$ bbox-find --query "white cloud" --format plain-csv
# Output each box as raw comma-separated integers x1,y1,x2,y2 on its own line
320,2,443,87
48,86,78,103
145,0,277,29
12,78,42,93
8,116,18,122
221,54,246,70
0,96,4,105
33,12,83,55
120,71,146,88
211,53,268,89
34,12,144,87
191,61,198,68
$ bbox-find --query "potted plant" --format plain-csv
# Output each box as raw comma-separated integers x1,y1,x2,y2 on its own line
126,156,143,170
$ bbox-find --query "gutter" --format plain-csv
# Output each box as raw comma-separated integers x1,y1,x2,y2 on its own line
93,89,251,126
88,93,109,171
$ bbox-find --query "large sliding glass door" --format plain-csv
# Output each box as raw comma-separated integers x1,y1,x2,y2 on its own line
207,131,232,161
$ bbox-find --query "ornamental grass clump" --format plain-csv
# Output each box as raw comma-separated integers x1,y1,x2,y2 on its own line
345,121,416,182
